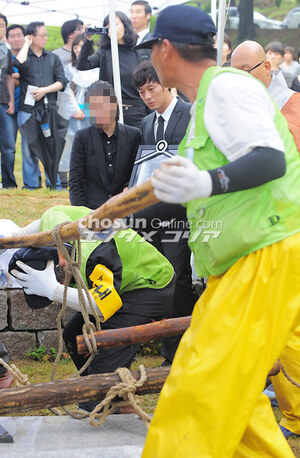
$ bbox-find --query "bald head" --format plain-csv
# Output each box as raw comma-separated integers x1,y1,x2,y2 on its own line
231,40,272,87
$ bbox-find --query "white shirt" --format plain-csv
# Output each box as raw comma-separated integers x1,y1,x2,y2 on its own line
188,72,285,162
268,71,295,110
153,96,177,139
136,28,150,45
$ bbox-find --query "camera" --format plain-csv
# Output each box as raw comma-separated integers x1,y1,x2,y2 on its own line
86,26,109,35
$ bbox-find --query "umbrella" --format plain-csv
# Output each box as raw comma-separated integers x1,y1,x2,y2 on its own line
19,104,69,188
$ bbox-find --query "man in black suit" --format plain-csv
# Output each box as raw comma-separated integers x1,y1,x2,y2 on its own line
69,80,141,210
130,1,152,46
132,61,199,364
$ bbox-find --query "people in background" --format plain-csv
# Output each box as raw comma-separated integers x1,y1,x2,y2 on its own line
53,19,83,68
0,14,17,188
58,33,98,189
280,46,300,80
6,24,25,143
265,41,292,87
77,11,149,129
15,21,67,189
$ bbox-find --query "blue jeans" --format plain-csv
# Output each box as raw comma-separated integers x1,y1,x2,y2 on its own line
0,104,17,188
17,111,61,189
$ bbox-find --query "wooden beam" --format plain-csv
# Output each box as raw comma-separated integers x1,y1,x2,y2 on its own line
77,317,191,354
0,367,169,415
0,179,158,249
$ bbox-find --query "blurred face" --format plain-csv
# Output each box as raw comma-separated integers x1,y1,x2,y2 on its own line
7,27,25,53
107,16,125,44
284,51,293,64
32,25,48,49
73,40,84,59
130,4,150,33
138,80,170,112
86,93,118,127
265,50,283,70
0,18,6,41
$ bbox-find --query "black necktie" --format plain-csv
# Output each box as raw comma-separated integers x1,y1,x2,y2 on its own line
156,115,164,142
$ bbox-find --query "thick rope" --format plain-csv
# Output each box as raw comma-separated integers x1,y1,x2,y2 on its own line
0,357,29,386
51,223,101,383
89,365,152,428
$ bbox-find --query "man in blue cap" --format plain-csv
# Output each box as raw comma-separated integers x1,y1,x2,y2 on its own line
136,4,300,457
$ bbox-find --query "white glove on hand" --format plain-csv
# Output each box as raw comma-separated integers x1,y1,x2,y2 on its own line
11,260,59,301
151,156,213,203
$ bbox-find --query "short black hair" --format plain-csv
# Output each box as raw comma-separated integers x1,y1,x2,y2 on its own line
265,41,284,56
169,36,217,62
101,11,138,49
6,24,25,39
0,14,7,27
132,60,160,90
131,1,152,16
61,19,83,44
25,22,45,36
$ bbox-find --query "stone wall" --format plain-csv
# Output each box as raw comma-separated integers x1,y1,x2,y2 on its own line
0,289,73,359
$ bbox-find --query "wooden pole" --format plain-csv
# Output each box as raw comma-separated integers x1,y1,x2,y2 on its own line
0,367,169,415
77,316,191,354
0,179,158,249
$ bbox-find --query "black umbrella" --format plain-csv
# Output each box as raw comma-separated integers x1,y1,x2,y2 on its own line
19,103,69,188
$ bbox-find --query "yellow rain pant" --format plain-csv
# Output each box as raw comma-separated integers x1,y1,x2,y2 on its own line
143,233,300,457
271,322,300,435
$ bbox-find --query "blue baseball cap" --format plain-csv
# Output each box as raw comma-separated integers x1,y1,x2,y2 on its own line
135,5,216,50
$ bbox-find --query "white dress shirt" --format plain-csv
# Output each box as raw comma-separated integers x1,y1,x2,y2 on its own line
153,96,177,139
136,28,150,45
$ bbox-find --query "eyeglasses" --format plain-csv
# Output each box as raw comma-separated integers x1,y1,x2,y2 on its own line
247,61,264,73
35,34,48,38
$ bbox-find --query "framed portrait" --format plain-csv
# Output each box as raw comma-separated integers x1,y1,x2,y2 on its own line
129,140,178,188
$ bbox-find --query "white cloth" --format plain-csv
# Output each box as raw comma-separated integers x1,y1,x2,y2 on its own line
268,71,295,110
136,28,150,45
199,72,285,162
58,65,99,172
153,96,177,139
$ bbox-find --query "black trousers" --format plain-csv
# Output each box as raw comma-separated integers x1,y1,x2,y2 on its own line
63,277,175,377
150,227,199,362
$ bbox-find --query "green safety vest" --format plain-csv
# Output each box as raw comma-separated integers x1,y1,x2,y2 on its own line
39,205,174,293
178,66,300,277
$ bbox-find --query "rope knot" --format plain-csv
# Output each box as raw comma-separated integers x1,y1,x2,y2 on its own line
89,364,152,428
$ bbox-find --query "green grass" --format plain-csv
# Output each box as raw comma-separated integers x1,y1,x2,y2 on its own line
0,134,70,226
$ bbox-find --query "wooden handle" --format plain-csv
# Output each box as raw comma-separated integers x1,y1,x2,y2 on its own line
0,367,169,414
77,316,191,354
0,178,158,249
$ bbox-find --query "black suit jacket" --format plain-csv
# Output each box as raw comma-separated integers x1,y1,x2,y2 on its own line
135,97,191,222
69,122,141,210
141,97,191,145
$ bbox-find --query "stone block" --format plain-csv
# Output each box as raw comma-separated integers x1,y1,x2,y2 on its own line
37,330,67,354
0,290,8,330
0,331,36,359
9,290,62,331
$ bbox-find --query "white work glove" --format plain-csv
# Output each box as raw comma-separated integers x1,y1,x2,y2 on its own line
11,260,59,301
151,156,213,203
